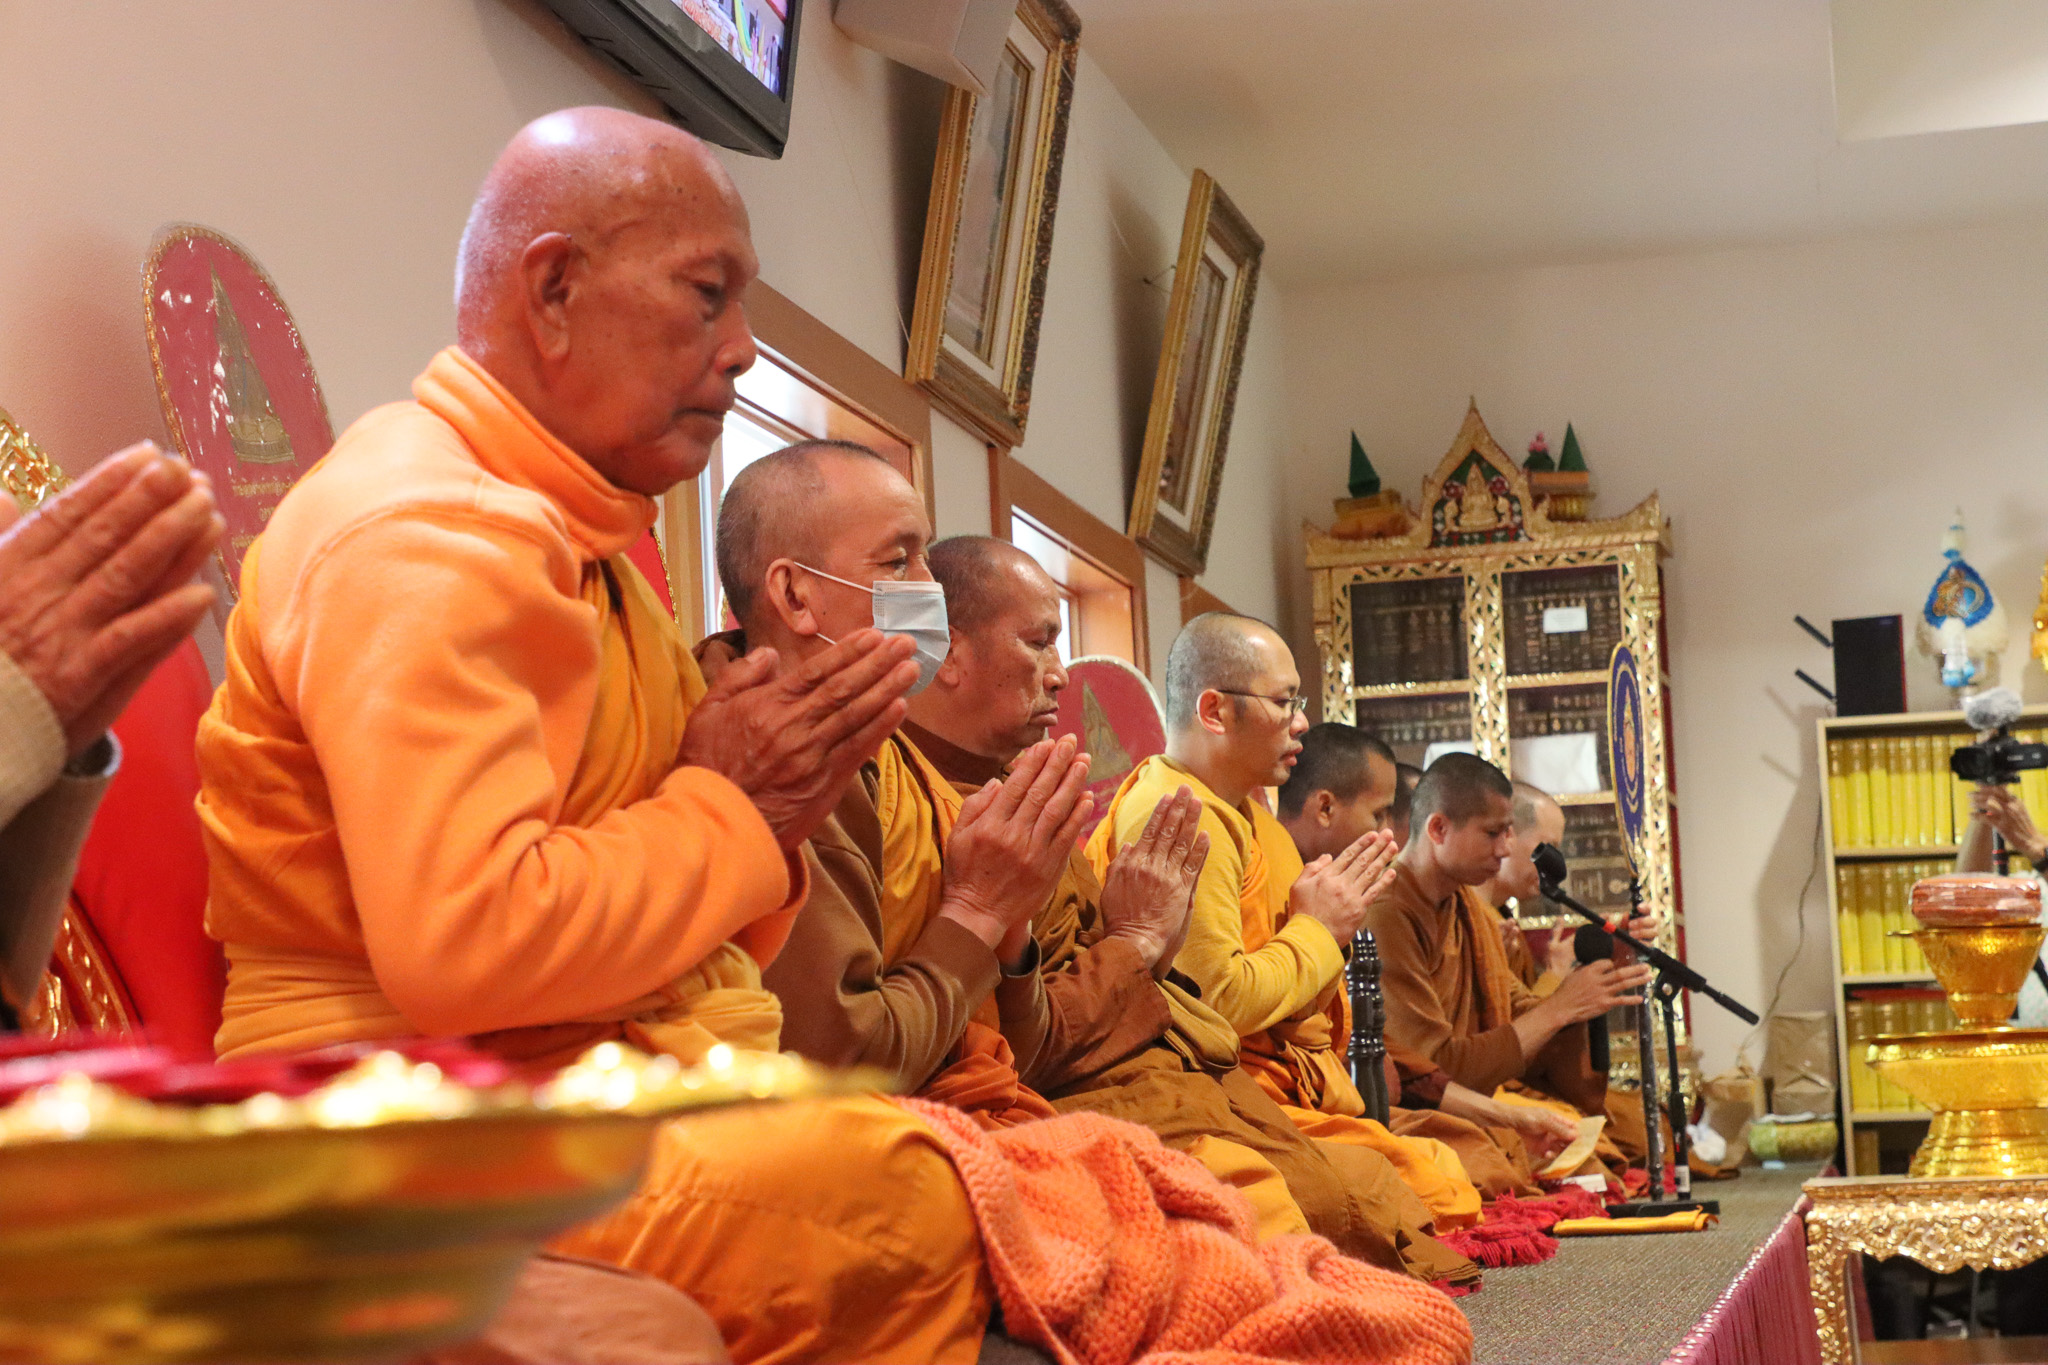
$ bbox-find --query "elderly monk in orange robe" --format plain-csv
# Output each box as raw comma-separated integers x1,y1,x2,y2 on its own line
1275,724,1574,1196
194,107,1034,1365
1365,753,1656,1165
1084,613,1487,1227
902,535,1478,1283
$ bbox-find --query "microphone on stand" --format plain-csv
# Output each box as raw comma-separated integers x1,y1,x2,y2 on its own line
1573,922,1615,1073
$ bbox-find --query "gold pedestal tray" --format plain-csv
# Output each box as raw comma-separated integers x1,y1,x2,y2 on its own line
1904,923,2047,1027
0,1043,882,1363
1871,1028,2048,1178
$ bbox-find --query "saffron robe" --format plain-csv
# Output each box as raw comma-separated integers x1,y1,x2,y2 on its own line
907,723,1479,1285
1088,756,1485,1229
197,348,993,1364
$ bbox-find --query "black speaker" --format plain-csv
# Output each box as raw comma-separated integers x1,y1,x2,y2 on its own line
1832,615,1906,716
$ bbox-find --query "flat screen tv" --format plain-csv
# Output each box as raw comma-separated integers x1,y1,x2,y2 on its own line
538,0,802,158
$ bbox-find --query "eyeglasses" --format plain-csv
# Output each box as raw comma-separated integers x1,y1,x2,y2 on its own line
1215,689,1309,716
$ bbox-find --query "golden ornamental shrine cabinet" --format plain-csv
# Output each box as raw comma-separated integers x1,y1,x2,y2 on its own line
1305,404,1686,1077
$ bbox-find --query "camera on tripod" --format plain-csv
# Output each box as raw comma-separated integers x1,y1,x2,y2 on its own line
1950,727,2048,786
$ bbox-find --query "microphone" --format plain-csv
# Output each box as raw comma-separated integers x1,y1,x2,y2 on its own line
1574,922,1614,1073
1964,687,2025,735
1533,841,1569,889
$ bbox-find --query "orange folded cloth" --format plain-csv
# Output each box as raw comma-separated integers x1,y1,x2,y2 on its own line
1554,1210,1718,1236
897,1097,1474,1365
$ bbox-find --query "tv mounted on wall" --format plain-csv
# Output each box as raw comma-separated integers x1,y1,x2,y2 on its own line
538,0,802,158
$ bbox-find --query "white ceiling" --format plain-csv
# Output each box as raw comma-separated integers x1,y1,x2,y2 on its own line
1069,0,2048,285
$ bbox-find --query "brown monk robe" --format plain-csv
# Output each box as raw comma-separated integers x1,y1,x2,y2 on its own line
910,718,1477,1285
1367,755,1658,1168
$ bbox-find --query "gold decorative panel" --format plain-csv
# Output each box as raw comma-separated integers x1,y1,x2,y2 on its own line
1307,404,1681,1081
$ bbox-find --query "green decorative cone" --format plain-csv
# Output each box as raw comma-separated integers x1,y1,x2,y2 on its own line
1347,432,1381,499
1558,424,1588,472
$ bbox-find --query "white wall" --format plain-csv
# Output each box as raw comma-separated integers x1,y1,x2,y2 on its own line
0,0,1287,685
1280,216,2048,1074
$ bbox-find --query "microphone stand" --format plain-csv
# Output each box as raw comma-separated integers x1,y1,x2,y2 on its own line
1538,868,1760,1218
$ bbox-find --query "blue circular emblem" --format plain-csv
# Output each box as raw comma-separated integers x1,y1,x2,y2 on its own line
1607,643,1646,866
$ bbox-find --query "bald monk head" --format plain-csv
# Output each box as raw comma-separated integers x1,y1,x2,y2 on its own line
1161,612,1310,809
1276,723,1399,864
909,536,1068,758
1483,780,1564,908
716,439,934,656
1397,753,1515,895
455,106,757,497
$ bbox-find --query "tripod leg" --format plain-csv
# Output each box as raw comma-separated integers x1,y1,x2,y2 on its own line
1662,982,1692,1201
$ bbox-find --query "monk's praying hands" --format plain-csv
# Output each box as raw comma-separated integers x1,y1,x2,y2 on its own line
1289,827,1399,943
1097,784,1210,979
678,628,920,852
940,733,1093,968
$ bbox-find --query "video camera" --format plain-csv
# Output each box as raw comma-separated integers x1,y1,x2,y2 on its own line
1950,687,2048,786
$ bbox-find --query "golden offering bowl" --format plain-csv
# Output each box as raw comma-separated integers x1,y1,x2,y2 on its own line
1900,923,2047,1027
0,1043,881,1364
1870,1028,2048,1178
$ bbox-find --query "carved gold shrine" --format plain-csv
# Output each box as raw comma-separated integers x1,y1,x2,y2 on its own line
1304,403,1684,1081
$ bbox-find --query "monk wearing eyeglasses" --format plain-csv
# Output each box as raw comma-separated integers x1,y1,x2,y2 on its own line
1087,613,1483,1228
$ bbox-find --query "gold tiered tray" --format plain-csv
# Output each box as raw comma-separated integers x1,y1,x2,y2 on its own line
1872,913,2048,1178
0,1041,878,1364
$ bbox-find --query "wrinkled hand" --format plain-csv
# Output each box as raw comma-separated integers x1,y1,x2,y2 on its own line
0,444,221,760
1504,1103,1579,1161
1098,784,1210,977
1549,957,1652,1025
678,629,919,852
1288,828,1398,943
1973,785,2048,864
939,735,1093,963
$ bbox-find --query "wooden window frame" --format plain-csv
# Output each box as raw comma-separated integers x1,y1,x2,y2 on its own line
661,280,934,640
989,449,1150,674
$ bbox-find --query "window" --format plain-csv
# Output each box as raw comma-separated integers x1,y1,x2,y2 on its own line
654,282,932,639
994,452,1148,671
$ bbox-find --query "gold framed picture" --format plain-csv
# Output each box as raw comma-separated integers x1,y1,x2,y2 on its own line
905,0,1080,447
1128,171,1264,577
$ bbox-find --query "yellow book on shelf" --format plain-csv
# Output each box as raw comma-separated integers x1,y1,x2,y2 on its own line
1852,1127,1880,1175
1835,865,1861,975
1902,736,1925,847
1858,865,1887,976
1887,736,1910,847
1846,999,1878,1113
1872,1000,1910,1110
1929,734,1954,846
1827,739,1851,849
1886,864,1914,973
1919,734,1940,845
1848,738,1874,847
1868,740,1893,846
2025,731,2048,833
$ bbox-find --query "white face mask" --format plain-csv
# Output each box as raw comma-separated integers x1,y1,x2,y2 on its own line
797,564,951,694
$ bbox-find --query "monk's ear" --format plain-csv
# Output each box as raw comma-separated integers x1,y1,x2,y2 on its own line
1312,790,1336,827
1196,688,1231,737
933,630,969,689
761,559,818,637
520,232,580,364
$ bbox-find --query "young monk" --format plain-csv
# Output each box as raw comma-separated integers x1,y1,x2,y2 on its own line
903,535,1479,1283
1276,725,1576,1193
1483,779,1576,995
1086,613,1490,1226
1365,753,1656,1162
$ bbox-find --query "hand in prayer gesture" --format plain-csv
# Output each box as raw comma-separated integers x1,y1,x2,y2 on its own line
1098,785,1210,980
1546,956,1653,1026
1288,828,1398,943
940,734,1093,969
1541,922,1577,977
0,444,221,759
680,629,920,852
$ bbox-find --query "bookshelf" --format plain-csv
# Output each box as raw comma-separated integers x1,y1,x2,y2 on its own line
1306,404,1683,1083
1819,706,2048,1175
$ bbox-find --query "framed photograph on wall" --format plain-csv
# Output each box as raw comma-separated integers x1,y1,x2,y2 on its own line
1127,171,1263,577
905,0,1079,447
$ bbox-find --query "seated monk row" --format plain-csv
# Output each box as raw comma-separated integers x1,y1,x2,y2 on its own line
1364,753,1659,1170
194,105,1473,1364
1275,723,1579,1195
